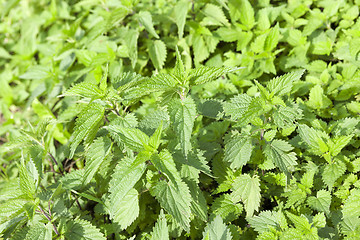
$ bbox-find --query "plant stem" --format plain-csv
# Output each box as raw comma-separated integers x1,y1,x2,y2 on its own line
39,206,60,236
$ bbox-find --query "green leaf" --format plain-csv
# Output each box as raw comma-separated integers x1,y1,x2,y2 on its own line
149,40,167,70
168,96,197,157
151,209,169,240
138,11,159,38
342,189,360,219
174,1,189,39
83,137,112,184
69,102,105,158
328,135,353,157
109,188,139,230
273,104,302,128
307,85,332,109
19,163,36,199
286,212,316,236
106,126,149,152
322,160,346,189
151,179,192,232
65,218,106,240
264,140,297,175
202,3,230,27
307,190,331,214
211,194,243,223
247,210,287,233
202,215,233,240
24,222,52,240
267,70,305,98
63,82,105,99
223,94,252,120
189,66,241,85
223,134,253,169
187,180,208,222
108,156,146,227
298,124,329,156
264,24,279,52
229,0,255,29
122,28,139,68
231,174,261,217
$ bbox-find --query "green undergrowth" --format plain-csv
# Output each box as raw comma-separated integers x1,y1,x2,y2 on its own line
1,0,360,239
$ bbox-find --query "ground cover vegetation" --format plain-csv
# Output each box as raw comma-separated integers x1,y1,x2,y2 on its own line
0,0,360,239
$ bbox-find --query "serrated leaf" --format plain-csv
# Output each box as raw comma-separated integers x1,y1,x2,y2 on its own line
138,11,159,38
202,3,230,26
267,70,305,98
187,180,208,221
307,190,331,214
322,160,346,189
65,219,106,240
211,194,243,223
264,140,297,175
63,82,105,99
231,174,261,217
24,222,51,240
224,134,253,170
229,0,254,29
202,215,233,240
168,96,197,157
110,188,139,229
108,156,146,227
307,85,332,109
149,40,167,70
264,24,279,52
247,210,287,233
151,209,169,240
83,137,112,184
329,135,353,157
298,124,329,156
69,103,104,158
19,163,36,199
342,189,360,219
106,126,149,152
151,180,192,232
174,1,189,39
189,66,241,85
273,105,302,128
223,94,252,120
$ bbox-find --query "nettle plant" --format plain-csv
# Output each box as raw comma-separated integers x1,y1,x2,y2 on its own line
1,53,359,239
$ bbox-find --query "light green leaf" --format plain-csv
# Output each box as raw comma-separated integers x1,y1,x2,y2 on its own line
19,66,51,80
151,209,169,240
307,85,332,109
342,189,360,219
229,0,254,29
65,219,106,240
223,94,252,120
19,163,36,199
264,24,279,52
211,194,243,223
63,82,105,99
168,96,197,157
202,3,230,26
139,11,159,38
187,180,208,221
202,215,233,240
267,70,305,98
328,135,353,157
122,28,139,68
110,188,139,229
307,190,331,214
247,210,287,233
298,124,329,156
322,160,346,189
108,157,146,226
174,1,189,39
224,134,253,169
83,137,112,184
231,174,261,217
69,103,105,158
151,179,192,232
24,223,52,240
189,66,241,85
273,104,302,128
106,126,149,152
264,140,297,174
149,40,167,70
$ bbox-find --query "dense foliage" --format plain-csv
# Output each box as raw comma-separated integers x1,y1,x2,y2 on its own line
1,0,360,239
